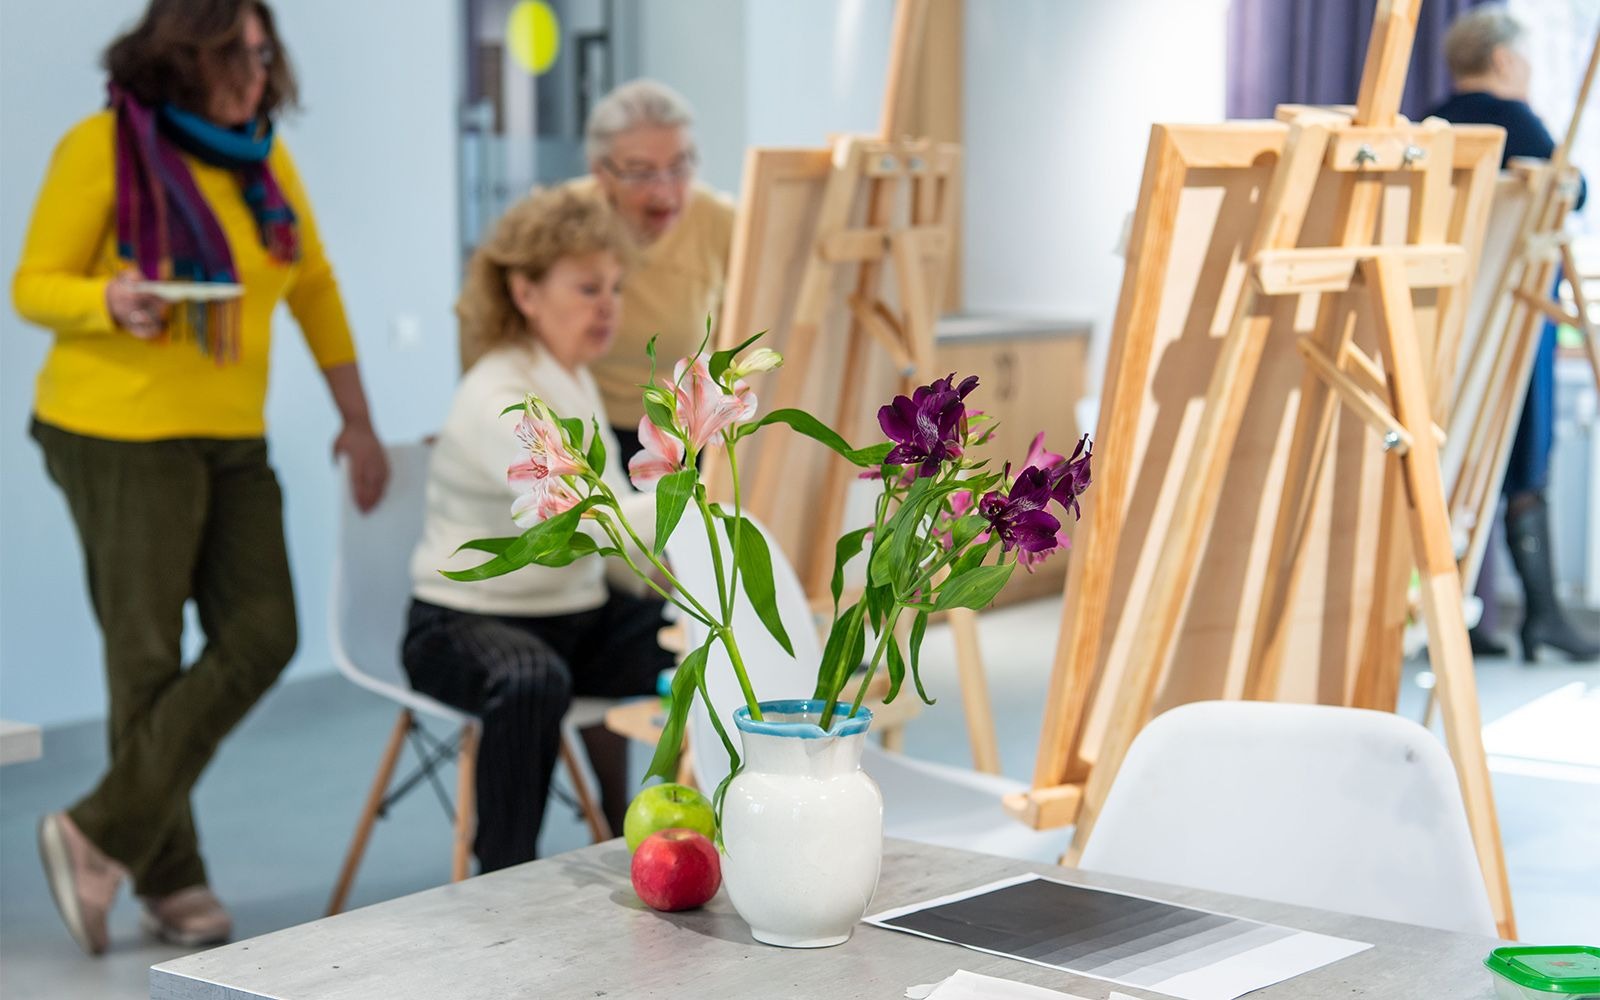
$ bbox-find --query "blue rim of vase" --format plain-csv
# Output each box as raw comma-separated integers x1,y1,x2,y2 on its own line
733,700,873,739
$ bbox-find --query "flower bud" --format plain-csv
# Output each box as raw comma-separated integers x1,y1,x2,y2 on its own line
726,347,783,379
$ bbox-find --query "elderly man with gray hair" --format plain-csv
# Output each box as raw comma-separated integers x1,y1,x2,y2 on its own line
568,79,737,467
1426,4,1595,662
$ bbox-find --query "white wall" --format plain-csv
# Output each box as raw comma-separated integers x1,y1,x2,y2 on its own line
0,0,461,727
1,0,1227,726
962,0,1230,400
634,0,748,195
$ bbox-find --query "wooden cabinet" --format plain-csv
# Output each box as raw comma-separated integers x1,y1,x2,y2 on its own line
934,315,1091,606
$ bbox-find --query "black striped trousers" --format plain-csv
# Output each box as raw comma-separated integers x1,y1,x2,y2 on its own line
402,591,671,871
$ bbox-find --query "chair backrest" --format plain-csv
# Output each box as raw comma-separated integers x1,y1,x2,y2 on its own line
665,512,820,792
1078,700,1496,935
328,441,460,718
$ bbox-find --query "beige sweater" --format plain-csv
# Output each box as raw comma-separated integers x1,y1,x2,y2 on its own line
410,342,654,616
563,177,737,428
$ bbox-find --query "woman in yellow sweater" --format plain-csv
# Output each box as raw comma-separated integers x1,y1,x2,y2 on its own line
11,0,388,956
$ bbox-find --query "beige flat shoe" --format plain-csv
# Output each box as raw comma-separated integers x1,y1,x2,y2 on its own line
140,885,233,947
37,812,127,956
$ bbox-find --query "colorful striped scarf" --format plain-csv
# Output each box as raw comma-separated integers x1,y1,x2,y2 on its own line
111,84,299,362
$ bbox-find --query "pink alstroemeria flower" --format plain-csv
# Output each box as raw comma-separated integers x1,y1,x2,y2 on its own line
674,358,756,451
627,416,687,489
510,476,582,528
507,401,587,527
509,405,586,483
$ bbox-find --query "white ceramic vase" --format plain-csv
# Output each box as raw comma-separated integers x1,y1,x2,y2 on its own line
720,699,884,948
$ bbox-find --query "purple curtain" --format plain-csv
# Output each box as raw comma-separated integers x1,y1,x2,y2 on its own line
1228,0,1488,121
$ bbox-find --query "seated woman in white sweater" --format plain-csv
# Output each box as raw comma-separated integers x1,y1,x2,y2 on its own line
405,189,665,872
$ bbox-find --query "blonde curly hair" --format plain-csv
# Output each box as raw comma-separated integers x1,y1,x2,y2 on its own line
456,188,633,371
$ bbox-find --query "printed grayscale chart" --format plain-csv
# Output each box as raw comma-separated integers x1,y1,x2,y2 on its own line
868,875,1372,1000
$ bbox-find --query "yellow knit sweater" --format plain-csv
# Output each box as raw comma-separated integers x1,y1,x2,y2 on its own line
11,110,357,441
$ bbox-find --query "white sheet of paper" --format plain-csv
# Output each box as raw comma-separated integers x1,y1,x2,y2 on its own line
871,874,1372,1000
904,970,1095,1000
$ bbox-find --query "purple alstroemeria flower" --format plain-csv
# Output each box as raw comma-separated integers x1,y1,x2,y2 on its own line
1048,434,1093,519
978,465,1062,554
877,373,979,477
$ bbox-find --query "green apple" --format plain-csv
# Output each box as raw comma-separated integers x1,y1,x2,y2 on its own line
624,782,716,852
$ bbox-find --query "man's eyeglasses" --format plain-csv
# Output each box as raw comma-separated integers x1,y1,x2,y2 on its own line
601,153,697,188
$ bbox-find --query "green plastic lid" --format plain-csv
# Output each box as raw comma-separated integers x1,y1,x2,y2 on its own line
1485,946,1600,995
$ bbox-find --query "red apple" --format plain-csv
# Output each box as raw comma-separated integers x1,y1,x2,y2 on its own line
630,829,721,912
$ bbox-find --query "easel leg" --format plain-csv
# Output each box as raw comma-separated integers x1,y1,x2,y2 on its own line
1558,243,1600,392
1366,254,1515,938
1350,462,1410,712
949,607,1001,774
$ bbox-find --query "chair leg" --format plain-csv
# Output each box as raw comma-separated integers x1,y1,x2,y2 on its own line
559,732,613,843
452,722,480,881
327,709,412,916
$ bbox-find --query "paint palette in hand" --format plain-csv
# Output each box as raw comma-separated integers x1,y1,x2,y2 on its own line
133,281,244,303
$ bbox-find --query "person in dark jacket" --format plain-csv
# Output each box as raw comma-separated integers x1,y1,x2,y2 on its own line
1428,4,1596,662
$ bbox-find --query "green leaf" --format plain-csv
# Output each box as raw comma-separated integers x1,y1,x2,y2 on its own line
867,524,898,587
642,641,711,784
741,409,889,466
863,582,893,630
586,417,607,472
950,511,989,551
869,476,936,589
711,765,740,852
442,497,603,581
709,329,765,383
557,415,585,450
885,630,907,703
950,536,996,578
829,526,872,614
814,603,866,704
454,536,515,556
644,394,677,434
693,668,741,849
933,563,1014,611
719,514,794,657
908,610,935,705
652,468,696,556
500,401,527,417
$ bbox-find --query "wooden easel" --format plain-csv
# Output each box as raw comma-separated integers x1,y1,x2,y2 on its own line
1448,27,1600,595
1008,0,1516,936
710,0,1002,772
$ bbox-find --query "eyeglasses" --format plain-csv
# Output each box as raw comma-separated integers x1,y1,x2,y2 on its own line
221,39,277,70
601,153,697,188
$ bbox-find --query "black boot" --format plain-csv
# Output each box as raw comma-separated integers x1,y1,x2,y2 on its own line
1505,498,1600,662
1468,626,1509,658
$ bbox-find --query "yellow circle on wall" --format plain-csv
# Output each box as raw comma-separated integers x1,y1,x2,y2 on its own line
507,0,561,76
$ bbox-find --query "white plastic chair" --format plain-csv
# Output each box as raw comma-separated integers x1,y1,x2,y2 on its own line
326,441,612,914
1078,700,1496,935
668,512,1072,863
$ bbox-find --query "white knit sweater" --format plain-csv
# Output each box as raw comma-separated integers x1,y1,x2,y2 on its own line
409,342,654,616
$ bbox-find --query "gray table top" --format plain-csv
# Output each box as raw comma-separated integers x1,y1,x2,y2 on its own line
150,839,1502,999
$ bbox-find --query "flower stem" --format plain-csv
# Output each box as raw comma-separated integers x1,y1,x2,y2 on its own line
593,484,720,626
847,608,899,719
716,627,764,722
596,517,714,627
725,443,744,620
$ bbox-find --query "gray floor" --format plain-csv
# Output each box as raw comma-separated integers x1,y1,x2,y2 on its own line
1,598,1596,1000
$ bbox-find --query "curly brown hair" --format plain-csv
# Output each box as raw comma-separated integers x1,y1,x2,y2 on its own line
457,188,634,372
104,0,297,117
